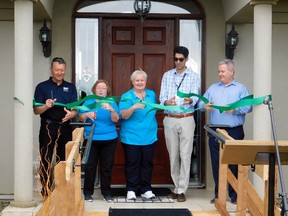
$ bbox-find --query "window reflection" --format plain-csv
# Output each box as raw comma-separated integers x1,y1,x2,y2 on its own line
75,19,99,97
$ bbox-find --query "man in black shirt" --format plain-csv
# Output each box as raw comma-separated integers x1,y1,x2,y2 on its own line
33,57,77,200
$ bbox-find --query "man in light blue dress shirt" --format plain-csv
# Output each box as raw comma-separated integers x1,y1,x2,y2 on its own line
199,59,252,205
159,46,200,202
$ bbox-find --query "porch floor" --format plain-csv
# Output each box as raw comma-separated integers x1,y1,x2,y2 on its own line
1,188,239,215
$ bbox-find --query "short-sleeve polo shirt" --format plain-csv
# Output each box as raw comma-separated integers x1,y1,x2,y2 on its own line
34,77,77,121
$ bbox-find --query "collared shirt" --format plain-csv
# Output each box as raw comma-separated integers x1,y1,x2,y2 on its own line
198,80,252,127
34,77,77,121
119,88,158,145
159,68,200,114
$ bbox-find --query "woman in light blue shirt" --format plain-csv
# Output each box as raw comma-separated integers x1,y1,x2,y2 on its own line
79,80,120,203
119,69,158,200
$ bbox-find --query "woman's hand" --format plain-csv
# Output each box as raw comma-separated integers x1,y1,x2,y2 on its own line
132,103,145,110
78,111,96,122
101,103,114,111
86,111,96,120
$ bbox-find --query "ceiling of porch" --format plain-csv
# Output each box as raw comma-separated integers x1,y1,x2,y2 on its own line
0,0,288,23
225,0,288,24
0,0,49,21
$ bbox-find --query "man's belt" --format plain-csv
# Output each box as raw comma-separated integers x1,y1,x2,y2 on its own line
207,124,243,130
41,118,63,125
165,113,193,118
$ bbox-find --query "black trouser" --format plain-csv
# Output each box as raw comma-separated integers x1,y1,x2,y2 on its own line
39,120,72,197
208,125,244,202
83,138,118,196
122,142,156,194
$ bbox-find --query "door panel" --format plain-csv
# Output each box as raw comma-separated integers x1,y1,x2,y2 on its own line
101,18,175,184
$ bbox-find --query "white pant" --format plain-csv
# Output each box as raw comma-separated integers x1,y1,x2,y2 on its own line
163,116,195,194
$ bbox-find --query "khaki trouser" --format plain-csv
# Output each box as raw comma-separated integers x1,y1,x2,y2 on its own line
163,115,195,194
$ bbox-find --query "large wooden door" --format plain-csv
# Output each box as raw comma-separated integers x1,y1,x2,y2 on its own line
100,18,175,184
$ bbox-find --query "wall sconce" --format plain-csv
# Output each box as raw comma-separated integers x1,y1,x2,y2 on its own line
134,0,151,22
39,20,51,58
226,24,239,60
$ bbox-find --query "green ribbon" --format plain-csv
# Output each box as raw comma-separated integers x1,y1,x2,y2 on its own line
177,91,272,113
177,91,209,104
33,95,119,111
138,101,190,113
32,91,272,113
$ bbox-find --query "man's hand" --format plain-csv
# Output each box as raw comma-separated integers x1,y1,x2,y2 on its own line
204,102,213,111
45,98,57,109
165,96,177,106
225,109,235,114
62,107,77,123
183,97,193,105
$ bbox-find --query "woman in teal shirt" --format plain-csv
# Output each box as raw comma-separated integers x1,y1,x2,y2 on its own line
79,80,120,203
119,69,158,200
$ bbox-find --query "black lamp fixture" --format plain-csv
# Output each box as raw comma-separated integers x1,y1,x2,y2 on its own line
226,24,239,60
134,0,151,22
39,20,51,58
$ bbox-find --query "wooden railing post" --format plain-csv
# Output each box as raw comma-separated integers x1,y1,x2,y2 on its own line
36,128,84,216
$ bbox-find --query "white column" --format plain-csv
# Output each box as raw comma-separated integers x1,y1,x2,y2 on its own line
251,0,278,140
11,0,37,207
250,0,278,199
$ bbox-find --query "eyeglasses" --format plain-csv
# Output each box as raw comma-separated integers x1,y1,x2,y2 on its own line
96,87,107,90
174,57,185,62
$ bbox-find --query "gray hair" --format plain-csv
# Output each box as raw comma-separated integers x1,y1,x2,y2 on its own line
130,69,147,81
219,59,235,72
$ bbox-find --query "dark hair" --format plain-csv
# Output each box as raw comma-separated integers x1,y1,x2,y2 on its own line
51,57,66,66
173,46,189,58
91,79,112,96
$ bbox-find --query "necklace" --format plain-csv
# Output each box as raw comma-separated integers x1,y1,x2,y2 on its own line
135,90,146,102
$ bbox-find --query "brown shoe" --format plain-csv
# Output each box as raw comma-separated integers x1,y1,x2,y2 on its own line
177,193,186,202
167,192,178,199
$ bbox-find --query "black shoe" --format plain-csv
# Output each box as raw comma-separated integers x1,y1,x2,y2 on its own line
210,197,215,204
104,194,113,203
84,194,93,202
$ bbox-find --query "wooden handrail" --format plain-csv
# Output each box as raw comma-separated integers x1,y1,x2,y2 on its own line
66,127,84,181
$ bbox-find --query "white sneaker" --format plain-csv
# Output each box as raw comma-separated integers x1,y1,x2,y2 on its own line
141,191,155,199
127,191,136,200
